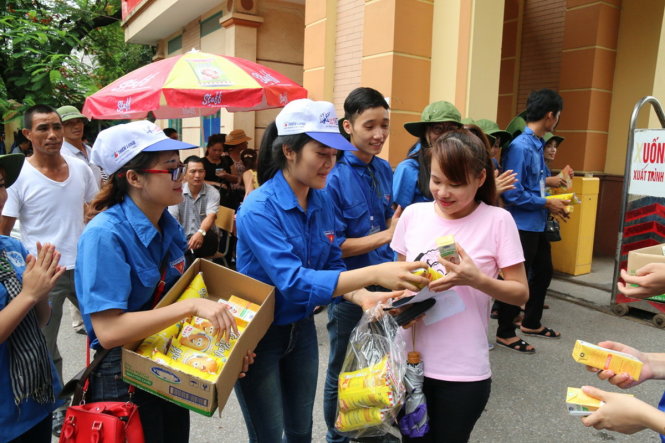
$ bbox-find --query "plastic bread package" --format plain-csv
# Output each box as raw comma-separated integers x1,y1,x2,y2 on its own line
136,323,181,357
334,305,406,439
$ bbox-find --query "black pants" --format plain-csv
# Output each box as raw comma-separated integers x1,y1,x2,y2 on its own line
402,377,491,443
9,414,51,443
496,230,553,338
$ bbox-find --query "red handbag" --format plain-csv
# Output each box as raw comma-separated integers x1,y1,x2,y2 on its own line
59,345,144,443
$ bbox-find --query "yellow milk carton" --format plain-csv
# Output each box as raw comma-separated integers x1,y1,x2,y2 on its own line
572,340,643,380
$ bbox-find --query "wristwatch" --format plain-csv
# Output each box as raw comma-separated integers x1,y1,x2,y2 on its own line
197,229,206,237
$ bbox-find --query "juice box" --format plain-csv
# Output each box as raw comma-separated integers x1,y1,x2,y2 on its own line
566,387,603,416
436,235,460,264
571,340,643,380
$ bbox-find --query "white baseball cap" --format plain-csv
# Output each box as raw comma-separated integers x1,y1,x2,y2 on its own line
275,99,356,151
91,121,197,175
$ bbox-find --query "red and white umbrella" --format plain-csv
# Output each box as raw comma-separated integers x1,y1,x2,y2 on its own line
83,50,307,119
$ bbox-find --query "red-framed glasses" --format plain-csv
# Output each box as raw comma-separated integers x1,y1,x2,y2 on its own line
136,164,186,181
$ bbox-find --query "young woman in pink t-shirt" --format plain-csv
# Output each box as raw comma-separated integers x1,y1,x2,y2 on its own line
391,130,528,442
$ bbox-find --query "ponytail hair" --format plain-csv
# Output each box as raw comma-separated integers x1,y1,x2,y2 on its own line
431,130,497,206
87,151,161,221
408,135,433,200
257,121,313,185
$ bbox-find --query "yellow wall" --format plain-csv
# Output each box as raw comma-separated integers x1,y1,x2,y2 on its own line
466,0,505,120
605,0,665,175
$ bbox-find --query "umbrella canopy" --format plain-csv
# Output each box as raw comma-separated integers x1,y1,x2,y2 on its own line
82,50,308,119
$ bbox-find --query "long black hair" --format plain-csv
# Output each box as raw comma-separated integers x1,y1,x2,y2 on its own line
257,122,313,185
407,135,433,200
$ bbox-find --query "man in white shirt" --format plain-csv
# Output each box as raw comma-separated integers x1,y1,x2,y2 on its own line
168,155,220,266
56,105,105,186
0,104,99,437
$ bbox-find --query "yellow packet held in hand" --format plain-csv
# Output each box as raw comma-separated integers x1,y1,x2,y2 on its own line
566,387,603,416
136,323,181,356
167,338,225,376
572,340,643,380
339,356,395,391
411,267,444,289
335,408,385,432
436,235,460,264
177,272,208,302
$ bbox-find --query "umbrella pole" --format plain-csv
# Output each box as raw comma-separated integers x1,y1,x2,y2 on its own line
409,325,421,364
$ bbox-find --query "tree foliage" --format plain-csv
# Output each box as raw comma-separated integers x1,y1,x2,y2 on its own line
0,0,154,118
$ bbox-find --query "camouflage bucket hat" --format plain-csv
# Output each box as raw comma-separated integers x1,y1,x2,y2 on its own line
404,101,463,137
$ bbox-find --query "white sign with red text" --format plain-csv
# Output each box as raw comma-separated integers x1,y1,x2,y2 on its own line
630,129,665,197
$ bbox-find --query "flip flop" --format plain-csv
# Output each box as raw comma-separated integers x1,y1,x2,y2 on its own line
521,327,561,339
495,338,535,354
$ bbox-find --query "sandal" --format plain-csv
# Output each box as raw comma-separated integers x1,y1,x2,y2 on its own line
495,338,535,354
520,326,561,339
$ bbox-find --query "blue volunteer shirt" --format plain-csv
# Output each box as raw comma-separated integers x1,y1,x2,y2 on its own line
327,151,394,270
0,236,63,442
393,156,430,208
236,170,345,325
75,197,188,349
501,127,548,232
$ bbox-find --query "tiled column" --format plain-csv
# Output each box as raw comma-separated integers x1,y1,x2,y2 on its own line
556,0,620,172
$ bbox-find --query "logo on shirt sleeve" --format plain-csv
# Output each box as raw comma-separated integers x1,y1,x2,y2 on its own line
170,256,186,275
6,251,25,269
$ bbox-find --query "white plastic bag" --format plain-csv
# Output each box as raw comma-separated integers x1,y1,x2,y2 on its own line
334,304,406,439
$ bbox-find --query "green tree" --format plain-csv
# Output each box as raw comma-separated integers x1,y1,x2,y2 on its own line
0,0,153,118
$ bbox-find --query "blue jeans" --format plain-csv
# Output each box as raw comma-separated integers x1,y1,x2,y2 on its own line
88,347,190,443
323,300,364,443
235,316,319,443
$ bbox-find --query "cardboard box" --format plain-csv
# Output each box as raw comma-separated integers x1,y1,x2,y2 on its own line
122,259,275,416
626,243,665,302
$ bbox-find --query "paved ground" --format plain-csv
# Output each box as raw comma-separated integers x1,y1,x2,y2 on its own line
54,291,664,442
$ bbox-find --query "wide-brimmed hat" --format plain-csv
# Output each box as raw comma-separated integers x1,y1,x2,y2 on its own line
91,121,197,175
275,99,356,151
505,110,527,139
225,129,252,146
0,154,25,188
475,119,512,147
404,101,462,137
543,132,565,145
56,105,88,123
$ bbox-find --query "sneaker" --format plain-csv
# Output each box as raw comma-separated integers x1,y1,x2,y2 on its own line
52,409,66,437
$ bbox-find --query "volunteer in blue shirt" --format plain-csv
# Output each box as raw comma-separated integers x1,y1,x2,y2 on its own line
323,87,398,443
235,99,429,443
76,121,248,443
497,89,569,352
393,101,462,208
0,153,66,443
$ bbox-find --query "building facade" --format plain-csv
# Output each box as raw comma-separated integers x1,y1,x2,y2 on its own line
122,0,665,258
